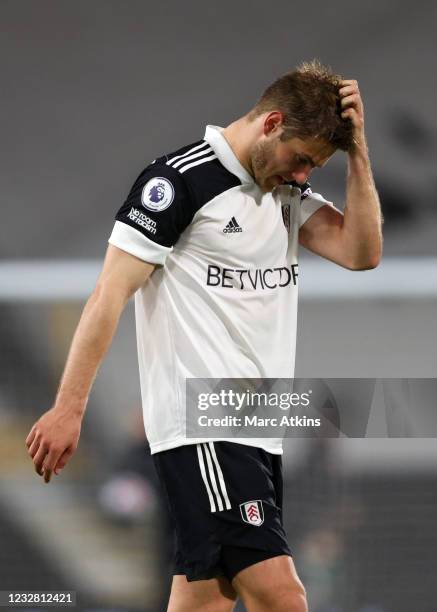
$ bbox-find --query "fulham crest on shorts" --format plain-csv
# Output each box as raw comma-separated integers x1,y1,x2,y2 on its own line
240,500,264,526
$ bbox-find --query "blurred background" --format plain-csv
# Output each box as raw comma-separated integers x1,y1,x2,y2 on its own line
1,1,436,610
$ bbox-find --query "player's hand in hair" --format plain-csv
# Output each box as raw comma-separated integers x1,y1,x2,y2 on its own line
339,79,365,147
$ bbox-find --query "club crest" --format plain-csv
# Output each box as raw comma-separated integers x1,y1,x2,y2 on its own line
240,500,264,526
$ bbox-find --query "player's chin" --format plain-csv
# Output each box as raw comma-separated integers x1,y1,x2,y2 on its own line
265,175,284,191
256,174,284,193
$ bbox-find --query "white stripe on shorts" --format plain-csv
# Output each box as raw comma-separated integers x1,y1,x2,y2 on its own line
196,443,232,512
196,443,216,513
208,442,232,510
202,443,224,511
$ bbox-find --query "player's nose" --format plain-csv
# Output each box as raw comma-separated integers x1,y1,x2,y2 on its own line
291,168,311,184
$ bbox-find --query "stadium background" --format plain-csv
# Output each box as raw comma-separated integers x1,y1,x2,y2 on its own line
1,1,437,610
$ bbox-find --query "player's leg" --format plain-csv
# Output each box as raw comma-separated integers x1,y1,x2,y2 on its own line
231,554,307,612
153,444,239,611
167,574,237,612
211,444,303,610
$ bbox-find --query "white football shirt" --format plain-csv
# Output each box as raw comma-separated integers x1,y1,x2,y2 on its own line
109,125,333,454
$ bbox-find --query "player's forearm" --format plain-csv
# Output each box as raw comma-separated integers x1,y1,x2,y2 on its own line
54,285,127,417
341,135,383,269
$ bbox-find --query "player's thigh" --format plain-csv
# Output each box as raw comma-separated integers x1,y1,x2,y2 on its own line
231,555,307,612
168,574,238,612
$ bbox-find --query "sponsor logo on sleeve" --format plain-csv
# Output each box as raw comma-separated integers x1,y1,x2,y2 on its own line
141,177,174,212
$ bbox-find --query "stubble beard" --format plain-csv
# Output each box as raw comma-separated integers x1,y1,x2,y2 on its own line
249,139,277,192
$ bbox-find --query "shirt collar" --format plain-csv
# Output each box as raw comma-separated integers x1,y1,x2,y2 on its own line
204,125,254,185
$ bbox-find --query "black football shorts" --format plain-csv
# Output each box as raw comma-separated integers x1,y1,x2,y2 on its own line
153,441,292,582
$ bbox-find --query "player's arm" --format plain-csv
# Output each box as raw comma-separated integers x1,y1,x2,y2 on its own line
299,79,383,270
26,159,192,483
25,245,155,483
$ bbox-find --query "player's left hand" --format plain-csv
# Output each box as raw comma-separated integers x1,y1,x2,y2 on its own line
339,79,365,143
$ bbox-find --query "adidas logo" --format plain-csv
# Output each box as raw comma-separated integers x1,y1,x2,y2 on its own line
223,217,243,233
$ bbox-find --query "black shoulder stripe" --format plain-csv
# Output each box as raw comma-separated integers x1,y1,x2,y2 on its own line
164,140,206,166
178,150,217,174
166,141,217,174
181,158,241,211
115,136,242,251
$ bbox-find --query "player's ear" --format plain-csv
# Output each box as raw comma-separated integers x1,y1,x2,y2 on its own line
264,111,284,136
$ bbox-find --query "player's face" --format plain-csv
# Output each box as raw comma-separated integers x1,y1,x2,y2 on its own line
249,134,336,193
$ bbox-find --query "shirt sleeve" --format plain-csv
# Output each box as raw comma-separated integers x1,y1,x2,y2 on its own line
299,185,335,228
108,162,193,265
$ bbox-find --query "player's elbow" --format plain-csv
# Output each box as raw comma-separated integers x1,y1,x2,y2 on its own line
367,254,382,270
346,240,383,270
347,253,381,271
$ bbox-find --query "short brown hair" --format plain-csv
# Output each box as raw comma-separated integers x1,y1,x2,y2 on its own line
248,59,354,151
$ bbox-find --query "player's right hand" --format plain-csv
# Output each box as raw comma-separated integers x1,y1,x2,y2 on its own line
25,407,82,484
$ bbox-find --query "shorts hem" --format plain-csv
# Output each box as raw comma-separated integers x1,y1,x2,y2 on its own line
175,544,292,582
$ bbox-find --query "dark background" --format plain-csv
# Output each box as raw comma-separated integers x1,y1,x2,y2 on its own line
1,0,437,258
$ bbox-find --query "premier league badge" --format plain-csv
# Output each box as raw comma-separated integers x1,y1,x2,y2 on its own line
240,500,264,526
281,204,290,232
141,177,174,212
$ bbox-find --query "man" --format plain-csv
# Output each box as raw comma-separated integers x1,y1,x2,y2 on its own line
26,60,382,612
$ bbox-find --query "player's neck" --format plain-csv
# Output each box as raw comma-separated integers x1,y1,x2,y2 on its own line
222,116,257,178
